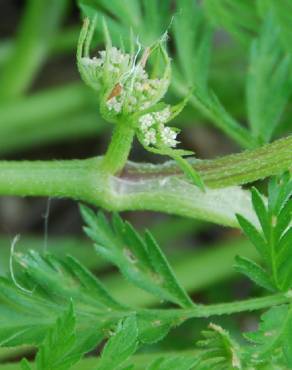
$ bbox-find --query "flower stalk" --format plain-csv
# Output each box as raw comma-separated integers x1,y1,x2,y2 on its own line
101,122,135,174
77,17,204,187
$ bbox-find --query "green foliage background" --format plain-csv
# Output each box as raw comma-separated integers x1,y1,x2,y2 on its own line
0,0,291,369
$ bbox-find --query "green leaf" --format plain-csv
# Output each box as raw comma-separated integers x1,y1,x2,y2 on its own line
144,231,194,307
246,14,291,142
274,200,292,241
20,359,32,370
236,214,269,263
234,255,275,292
79,0,141,29
81,205,193,308
268,172,292,216
189,85,256,149
237,172,292,291
173,0,212,92
0,250,117,348
169,152,205,191
0,248,179,362
78,0,172,46
276,228,292,288
147,356,199,370
136,313,174,345
96,316,138,370
251,188,269,239
270,0,292,57
244,305,292,366
65,255,123,310
204,0,259,45
196,323,243,369
35,303,81,370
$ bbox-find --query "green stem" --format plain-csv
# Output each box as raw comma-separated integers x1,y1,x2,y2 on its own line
0,136,290,226
101,122,135,174
125,135,292,188
148,292,290,321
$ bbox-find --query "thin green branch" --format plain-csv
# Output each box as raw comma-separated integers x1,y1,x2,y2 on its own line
150,292,289,320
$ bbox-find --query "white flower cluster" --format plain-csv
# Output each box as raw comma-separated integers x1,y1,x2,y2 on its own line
80,47,130,91
80,46,169,115
138,107,179,148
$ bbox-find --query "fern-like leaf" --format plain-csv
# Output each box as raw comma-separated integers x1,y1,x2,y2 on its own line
196,323,243,369
244,304,292,367
147,356,199,370
35,303,81,370
235,172,292,292
80,205,194,308
96,316,138,370
246,14,291,143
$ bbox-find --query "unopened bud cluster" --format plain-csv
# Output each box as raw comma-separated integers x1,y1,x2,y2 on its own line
80,45,169,116
78,19,181,150
77,18,204,189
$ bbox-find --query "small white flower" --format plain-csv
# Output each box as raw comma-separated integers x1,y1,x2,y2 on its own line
139,113,155,130
134,64,148,81
99,47,130,66
81,56,103,68
144,128,157,146
109,47,126,64
160,126,178,147
141,101,152,110
108,64,120,73
147,88,156,96
154,107,171,123
99,50,106,59
129,96,137,105
134,82,144,92
149,79,161,87
106,97,122,113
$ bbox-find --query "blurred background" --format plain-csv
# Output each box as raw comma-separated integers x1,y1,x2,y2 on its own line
0,0,291,365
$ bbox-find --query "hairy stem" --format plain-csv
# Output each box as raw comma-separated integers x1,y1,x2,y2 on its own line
124,135,292,188
101,122,135,174
150,292,290,320
0,136,290,226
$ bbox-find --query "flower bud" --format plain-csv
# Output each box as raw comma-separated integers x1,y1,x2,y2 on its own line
77,17,204,189
77,17,171,124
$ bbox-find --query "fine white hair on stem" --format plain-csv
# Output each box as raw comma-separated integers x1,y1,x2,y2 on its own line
120,36,142,86
43,197,52,252
9,235,33,294
132,37,143,70
160,14,175,44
